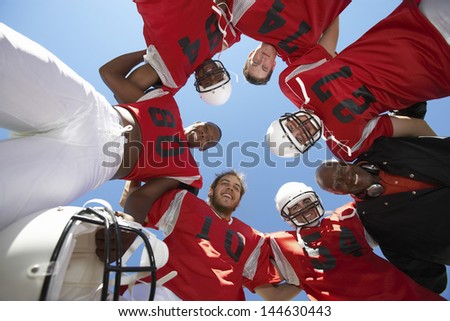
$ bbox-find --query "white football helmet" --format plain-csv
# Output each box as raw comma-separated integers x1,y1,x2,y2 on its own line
275,182,325,228
0,202,168,301
195,60,232,106
266,111,323,157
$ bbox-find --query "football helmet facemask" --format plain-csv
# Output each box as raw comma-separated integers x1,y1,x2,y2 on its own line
275,182,325,228
0,202,168,301
266,111,323,157
195,60,232,106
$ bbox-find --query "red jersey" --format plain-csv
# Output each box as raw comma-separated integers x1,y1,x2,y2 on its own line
119,90,202,189
145,189,277,300
134,0,241,94
230,0,350,64
268,202,445,301
279,1,450,161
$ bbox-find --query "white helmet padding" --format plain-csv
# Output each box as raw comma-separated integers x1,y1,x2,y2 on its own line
0,204,168,301
266,111,323,157
195,60,232,106
275,182,325,228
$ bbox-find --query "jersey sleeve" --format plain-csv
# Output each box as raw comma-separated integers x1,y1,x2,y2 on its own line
353,114,394,159
243,234,283,292
145,189,187,234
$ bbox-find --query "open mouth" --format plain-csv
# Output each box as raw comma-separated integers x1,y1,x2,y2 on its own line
304,212,315,220
221,193,232,200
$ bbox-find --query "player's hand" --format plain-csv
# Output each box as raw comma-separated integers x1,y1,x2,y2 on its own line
95,211,138,262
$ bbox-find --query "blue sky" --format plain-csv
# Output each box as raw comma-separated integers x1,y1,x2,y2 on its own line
1,0,449,301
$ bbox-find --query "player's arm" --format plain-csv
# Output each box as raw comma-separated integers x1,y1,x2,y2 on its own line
120,179,198,209
123,177,180,226
318,17,340,58
254,283,302,301
119,180,142,208
390,115,437,137
126,63,160,93
99,50,159,103
96,178,178,262
252,251,302,300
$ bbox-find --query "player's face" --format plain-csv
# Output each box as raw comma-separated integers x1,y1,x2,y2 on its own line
185,122,221,151
195,60,225,88
284,115,319,147
210,175,242,212
287,198,319,226
246,43,277,80
316,162,370,195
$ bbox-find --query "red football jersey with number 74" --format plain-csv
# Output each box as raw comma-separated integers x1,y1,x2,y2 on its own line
134,0,241,93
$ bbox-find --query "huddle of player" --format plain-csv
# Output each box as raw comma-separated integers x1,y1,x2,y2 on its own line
0,0,449,301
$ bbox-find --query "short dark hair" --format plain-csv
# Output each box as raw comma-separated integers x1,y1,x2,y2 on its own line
208,170,247,200
242,59,273,85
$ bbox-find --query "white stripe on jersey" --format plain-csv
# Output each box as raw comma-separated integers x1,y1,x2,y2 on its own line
419,0,450,44
270,235,301,286
155,189,188,236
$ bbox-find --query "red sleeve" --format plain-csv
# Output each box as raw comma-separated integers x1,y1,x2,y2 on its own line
243,235,283,292
355,114,394,158
145,189,182,229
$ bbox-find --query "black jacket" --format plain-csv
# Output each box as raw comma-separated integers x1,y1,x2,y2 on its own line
355,136,450,293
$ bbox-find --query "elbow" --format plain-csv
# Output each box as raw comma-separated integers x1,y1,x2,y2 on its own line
98,64,106,77
98,64,111,82
124,194,153,226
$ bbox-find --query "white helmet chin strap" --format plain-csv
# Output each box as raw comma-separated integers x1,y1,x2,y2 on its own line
228,69,239,84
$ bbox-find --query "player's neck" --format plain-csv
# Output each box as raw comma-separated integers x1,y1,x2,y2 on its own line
211,206,233,222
